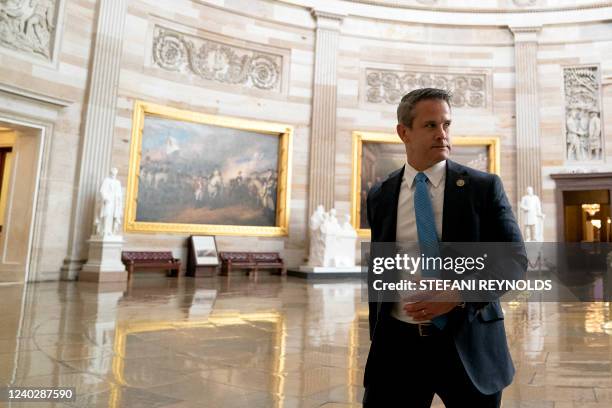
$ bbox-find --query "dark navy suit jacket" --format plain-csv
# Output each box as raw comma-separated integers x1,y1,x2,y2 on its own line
365,159,527,395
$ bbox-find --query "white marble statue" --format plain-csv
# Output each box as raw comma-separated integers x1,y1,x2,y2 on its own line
308,206,357,268
94,168,123,237
321,209,342,267
334,214,358,267
308,205,326,267
520,186,545,242
323,208,341,234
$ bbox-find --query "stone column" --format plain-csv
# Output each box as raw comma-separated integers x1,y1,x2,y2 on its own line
307,9,344,214
511,26,542,198
61,0,129,280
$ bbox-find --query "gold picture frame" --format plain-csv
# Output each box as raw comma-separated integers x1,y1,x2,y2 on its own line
351,131,500,238
125,101,293,236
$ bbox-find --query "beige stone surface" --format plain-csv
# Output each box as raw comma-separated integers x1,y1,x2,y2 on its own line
0,0,611,280
0,0,97,281
1,277,612,406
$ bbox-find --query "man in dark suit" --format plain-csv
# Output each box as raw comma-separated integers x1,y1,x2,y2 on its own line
363,88,527,407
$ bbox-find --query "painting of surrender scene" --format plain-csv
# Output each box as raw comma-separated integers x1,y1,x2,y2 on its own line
351,132,499,236
125,102,292,236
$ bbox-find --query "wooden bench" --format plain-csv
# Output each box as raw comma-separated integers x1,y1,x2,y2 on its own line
219,252,285,279
121,251,181,280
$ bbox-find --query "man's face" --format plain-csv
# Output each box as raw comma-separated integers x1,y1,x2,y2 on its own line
397,99,451,171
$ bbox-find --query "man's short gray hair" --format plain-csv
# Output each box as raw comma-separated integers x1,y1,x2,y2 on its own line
397,88,452,128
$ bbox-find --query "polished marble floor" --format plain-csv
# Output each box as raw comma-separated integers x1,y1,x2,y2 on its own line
1,274,612,407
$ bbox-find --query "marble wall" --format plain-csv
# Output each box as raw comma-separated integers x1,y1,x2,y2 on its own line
0,0,97,281
1,0,611,280
335,19,518,212
538,21,612,240
111,0,315,269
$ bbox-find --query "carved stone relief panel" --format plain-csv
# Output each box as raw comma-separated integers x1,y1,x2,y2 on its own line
0,0,59,59
364,68,488,109
563,66,603,162
152,25,283,92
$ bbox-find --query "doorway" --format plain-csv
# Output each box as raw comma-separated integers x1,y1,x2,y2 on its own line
0,146,13,233
563,190,611,242
0,121,42,283
551,172,612,243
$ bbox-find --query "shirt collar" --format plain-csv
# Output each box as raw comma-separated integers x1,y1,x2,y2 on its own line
403,160,446,188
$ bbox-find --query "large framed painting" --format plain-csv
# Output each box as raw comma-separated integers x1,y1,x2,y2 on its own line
125,101,292,236
351,131,500,237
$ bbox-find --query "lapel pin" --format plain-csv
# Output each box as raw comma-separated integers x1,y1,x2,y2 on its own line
456,179,465,187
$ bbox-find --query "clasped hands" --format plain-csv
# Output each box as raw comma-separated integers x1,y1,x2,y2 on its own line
402,284,463,321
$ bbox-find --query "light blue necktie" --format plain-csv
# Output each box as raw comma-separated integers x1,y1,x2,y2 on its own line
414,172,447,329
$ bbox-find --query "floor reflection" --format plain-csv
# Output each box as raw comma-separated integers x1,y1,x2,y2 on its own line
1,276,612,407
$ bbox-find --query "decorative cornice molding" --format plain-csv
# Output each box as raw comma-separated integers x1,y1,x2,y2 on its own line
310,9,347,21
0,82,73,108
510,25,542,42
310,8,346,30
509,26,542,33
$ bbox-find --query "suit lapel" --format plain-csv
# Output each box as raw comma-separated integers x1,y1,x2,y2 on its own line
373,167,403,319
377,166,404,242
442,160,469,242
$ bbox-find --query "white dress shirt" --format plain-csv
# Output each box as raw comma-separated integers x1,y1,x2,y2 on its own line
391,160,446,324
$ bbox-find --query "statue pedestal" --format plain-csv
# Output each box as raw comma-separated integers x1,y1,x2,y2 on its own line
287,265,362,279
80,236,127,282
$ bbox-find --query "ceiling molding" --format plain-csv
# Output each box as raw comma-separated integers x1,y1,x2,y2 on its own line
346,0,612,14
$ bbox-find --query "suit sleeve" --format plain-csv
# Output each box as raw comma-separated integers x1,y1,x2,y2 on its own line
366,192,379,341
488,174,525,245
462,175,528,309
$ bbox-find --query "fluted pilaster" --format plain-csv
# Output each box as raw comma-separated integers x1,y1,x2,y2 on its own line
62,0,128,279
307,9,344,214
511,26,542,198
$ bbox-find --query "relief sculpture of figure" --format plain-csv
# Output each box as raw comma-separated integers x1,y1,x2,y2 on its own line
0,0,55,56
566,109,582,161
24,0,55,49
94,168,123,237
578,108,591,160
588,110,602,160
